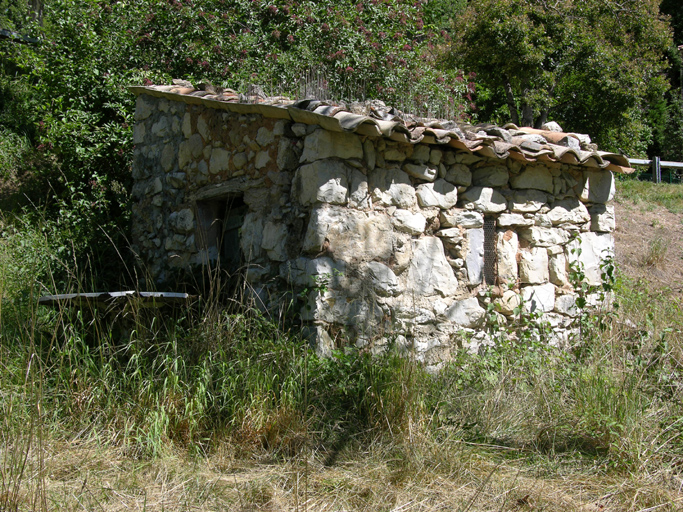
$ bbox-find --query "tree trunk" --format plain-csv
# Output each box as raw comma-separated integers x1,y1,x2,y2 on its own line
534,109,548,129
521,102,534,127
29,0,43,24
503,79,520,126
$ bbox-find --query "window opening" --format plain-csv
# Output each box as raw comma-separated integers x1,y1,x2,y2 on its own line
219,195,247,276
196,195,247,277
483,217,497,285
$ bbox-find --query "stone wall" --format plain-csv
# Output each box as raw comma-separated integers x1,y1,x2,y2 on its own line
131,92,616,365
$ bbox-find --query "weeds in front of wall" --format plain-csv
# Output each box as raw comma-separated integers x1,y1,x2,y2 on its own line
642,235,670,268
2,213,683,510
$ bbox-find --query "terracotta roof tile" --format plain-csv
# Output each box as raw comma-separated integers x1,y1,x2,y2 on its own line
131,83,634,174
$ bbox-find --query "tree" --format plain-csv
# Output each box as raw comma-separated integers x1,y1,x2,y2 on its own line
450,0,672,154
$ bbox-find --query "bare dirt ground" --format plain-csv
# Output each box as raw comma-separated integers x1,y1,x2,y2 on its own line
614,197,683,297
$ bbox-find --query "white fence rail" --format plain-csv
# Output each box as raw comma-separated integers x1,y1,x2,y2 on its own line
628,157,683,183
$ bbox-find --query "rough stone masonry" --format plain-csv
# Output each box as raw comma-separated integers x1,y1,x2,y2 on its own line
130,84,627,367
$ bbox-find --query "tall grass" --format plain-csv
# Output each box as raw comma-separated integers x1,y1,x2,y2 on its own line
1,209,683,510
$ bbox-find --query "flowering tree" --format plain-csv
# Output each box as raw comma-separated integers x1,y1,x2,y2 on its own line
0,0,475,282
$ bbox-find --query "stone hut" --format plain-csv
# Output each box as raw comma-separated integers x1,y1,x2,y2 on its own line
130,82,631,362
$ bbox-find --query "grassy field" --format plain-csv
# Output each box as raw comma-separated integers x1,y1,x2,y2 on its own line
1,182,683,511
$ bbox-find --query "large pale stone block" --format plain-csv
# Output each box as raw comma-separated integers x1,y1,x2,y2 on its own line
444,164,472,186
277,138,299,171
497,213,533,228
261,221,288,261
392,306,435,330
565,232,614,285
348,169,370,210
436,227,464,245
256,126,275,147
548,198,590,225
182,113,192,138
496,230,519,283
440,210,483,228
445,297,486,328
460,187,506,214
295,160,350,205
509,189,548,213
589,204,615,232
135,95,154,121
519,226,569,247
555,294,579,317
370,167,417,208
464,228,485,285
300,129,363,162
472,165,509,187
519,247,549,284
393,209,427,235
385,148,407,161
580,170,615,204
403,162,437,182
510,166,555,193
549,252,569,286
254,150,271,169
169,208,194,234
303,206,394,262
416,179,458,209
303,289,383,329
196,115,209,141
521,283,556,313
240,212,263,260
209,148,231,174
133,123,146,144
363,139,376,170
495,290,521,315
161,145,175,172
410,145,431,163
407,237,458,296
365,261,401,296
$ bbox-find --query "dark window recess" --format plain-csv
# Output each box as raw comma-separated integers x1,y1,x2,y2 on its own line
483,217,497,285
196,195,247,276
220,196,247,274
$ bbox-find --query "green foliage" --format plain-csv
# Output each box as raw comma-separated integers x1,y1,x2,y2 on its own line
450,0,673,155
0,0,475,287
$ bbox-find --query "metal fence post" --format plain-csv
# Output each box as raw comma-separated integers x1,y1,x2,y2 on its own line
652,156,661,183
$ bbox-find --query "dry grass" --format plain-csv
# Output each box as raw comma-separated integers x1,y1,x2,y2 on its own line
642,236,670,268
5,437,683,511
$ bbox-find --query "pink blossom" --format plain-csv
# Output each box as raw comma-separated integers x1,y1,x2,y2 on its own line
345,66,354,73
268,5,277,14
287,34,295,43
